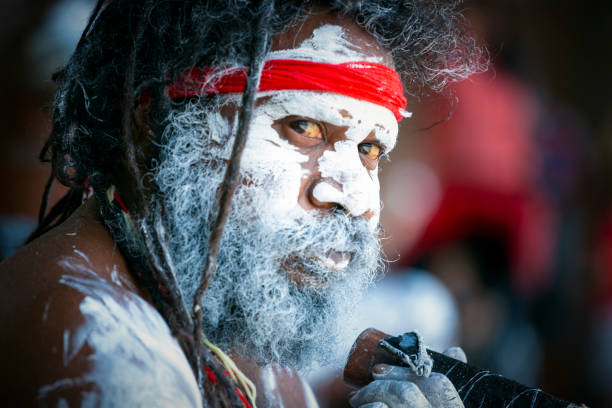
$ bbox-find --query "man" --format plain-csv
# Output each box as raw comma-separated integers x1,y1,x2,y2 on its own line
0,1,482,406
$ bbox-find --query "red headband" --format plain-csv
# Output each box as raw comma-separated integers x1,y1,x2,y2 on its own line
167,59,408,121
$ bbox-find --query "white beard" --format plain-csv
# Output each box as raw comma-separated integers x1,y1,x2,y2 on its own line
146,101,383,370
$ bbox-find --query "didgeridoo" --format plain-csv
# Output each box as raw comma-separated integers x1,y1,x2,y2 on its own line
344,328,579,408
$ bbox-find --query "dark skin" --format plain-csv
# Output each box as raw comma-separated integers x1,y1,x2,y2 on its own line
0,11,429,408
0,200,141,406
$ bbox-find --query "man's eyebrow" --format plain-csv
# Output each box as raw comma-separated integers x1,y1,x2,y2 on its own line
371,125,397,150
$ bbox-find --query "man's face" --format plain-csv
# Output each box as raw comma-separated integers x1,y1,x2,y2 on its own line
239,16,398,274
239,90,397,278
149,13,399,368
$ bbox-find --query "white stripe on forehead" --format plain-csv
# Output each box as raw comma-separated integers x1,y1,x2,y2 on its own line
267,24,384,64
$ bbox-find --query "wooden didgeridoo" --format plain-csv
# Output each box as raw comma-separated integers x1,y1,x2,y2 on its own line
344,328,578,408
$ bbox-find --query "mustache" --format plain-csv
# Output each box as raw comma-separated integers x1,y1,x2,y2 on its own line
261,212,378,251
268,213,382,287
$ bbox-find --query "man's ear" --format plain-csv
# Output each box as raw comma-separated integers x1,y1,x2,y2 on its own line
133,101,154,144
131,101,157,162
111,101,156,208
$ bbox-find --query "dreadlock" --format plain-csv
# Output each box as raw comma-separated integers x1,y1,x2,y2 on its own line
29,0,485,405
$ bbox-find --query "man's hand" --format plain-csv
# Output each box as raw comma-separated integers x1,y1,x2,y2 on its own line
349,347,467,408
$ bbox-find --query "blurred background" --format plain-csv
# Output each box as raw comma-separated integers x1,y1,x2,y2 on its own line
1,1,611,406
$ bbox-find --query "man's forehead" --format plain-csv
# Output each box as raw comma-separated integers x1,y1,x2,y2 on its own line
269,10,394,67
255,12,400,147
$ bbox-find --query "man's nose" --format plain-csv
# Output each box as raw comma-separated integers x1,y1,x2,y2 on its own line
306,175,376,220
307,177,348,214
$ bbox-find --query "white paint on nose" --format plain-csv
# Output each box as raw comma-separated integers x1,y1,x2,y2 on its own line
314,140,380,230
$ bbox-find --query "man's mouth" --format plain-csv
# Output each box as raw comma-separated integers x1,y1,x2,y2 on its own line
282,251,352,288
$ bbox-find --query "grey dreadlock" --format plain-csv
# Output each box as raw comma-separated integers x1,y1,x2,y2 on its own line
29,0,485,406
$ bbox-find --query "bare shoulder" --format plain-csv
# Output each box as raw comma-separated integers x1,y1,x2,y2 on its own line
0,201,201,407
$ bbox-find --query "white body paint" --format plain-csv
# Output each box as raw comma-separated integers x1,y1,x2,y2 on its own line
38,256,201,407
72,248,90,264
261,365,283,408
300,375,320,408
259,364,322,408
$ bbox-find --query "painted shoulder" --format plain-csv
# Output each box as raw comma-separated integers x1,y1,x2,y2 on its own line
0,210,201,406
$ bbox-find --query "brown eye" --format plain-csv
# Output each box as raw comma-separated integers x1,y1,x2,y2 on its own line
289,120,322,139
359,143,383,160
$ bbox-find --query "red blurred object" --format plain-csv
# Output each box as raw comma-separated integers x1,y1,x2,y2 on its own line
402,71,558,296
592,212,612,308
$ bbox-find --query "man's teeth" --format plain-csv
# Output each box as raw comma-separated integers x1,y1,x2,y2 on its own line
314,252,351,271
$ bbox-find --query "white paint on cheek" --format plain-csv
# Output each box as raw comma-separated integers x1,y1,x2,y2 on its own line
314,140,381,229
236,97,310,220
208,108,232,146
267,24,383,64
370,168,381,228
229,88,396,226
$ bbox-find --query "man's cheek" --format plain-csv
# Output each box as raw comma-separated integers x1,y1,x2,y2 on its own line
316,144,381,226
367,170,381,231
240,121,309,216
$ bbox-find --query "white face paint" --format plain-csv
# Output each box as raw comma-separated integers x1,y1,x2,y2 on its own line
240,91,397,231
239,100,310,220
267,24,384,64
238,24,399,232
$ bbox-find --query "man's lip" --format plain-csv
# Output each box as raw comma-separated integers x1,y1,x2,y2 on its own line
313,251,351,271
281,251,352,289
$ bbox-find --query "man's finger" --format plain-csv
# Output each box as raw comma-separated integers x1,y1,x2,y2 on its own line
443,346,467,363
349,380,432,408
372,364,421,382
372,366,464,408
411,373,464,408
